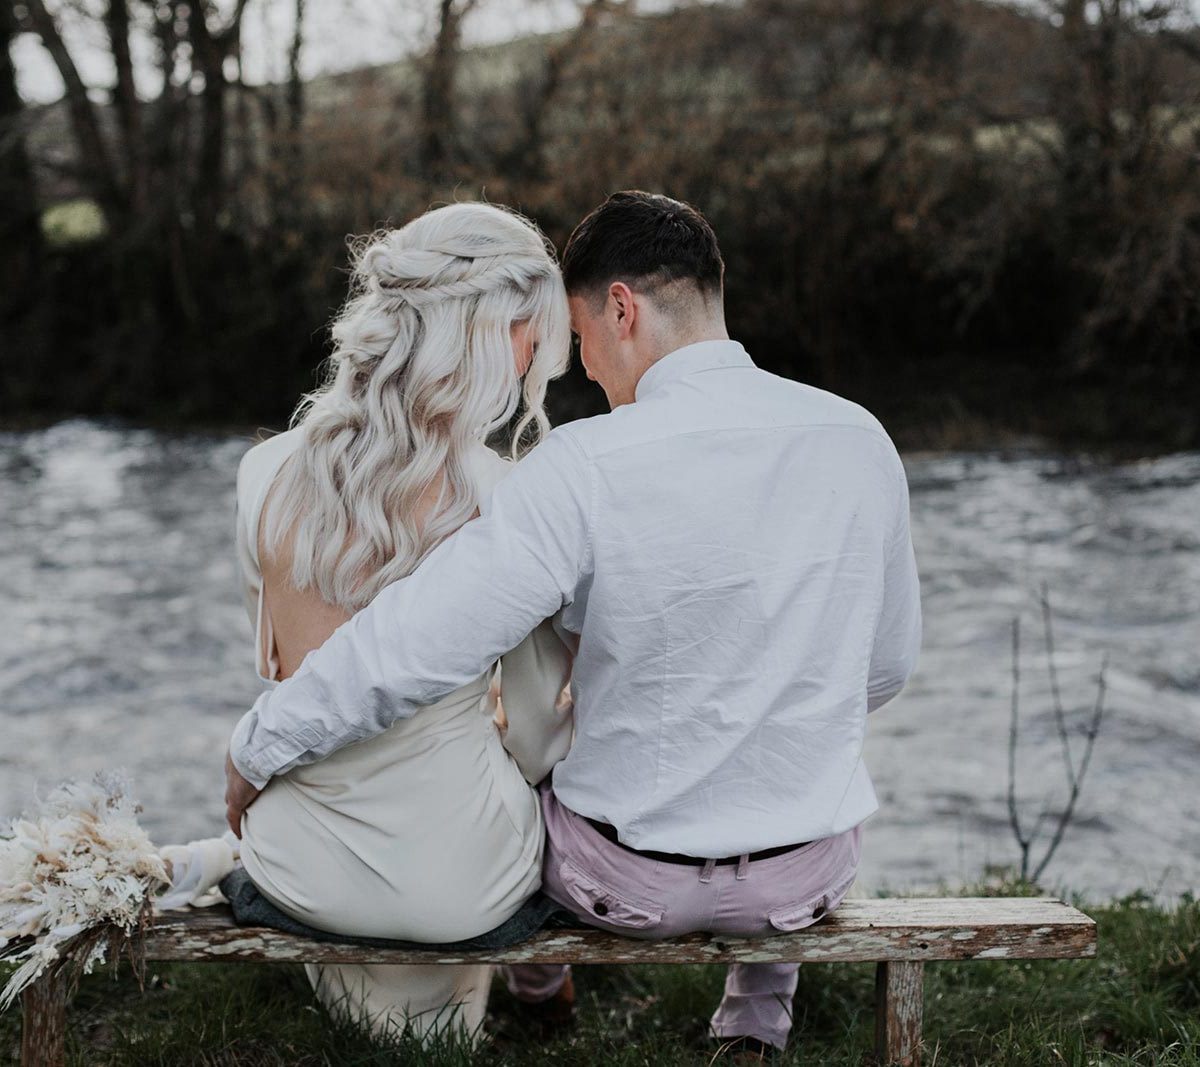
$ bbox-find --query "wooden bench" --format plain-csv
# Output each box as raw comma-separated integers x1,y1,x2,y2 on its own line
19,896,1095,1066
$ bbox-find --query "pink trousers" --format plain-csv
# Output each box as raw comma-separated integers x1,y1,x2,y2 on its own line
504,783,864,1050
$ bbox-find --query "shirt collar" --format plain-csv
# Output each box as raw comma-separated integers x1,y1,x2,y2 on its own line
634,339,755,402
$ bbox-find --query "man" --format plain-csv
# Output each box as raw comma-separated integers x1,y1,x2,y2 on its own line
225,191,922,1058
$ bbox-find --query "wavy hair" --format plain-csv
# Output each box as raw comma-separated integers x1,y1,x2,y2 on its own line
262,201,571,611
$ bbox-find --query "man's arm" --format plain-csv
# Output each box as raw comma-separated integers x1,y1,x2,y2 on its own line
227,428,594,790
866,466,922,713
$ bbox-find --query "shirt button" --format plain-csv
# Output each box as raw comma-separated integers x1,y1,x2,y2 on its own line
593,901,609,916
812,904,826,919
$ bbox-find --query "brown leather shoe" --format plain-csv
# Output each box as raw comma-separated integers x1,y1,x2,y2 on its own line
497,972,577,1042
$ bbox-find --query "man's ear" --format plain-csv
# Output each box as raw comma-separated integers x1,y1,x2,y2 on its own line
608,282,636,339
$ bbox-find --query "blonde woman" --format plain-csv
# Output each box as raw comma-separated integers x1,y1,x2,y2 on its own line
229,203,574,1047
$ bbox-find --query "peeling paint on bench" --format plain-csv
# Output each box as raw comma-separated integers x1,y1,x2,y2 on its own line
133,896,1097,967
19,896,1096,1067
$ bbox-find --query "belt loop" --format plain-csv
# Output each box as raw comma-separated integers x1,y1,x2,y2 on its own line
699,858,716,884
735,853,750,881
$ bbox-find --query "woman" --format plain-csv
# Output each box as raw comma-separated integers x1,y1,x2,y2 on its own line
231,202,574,1047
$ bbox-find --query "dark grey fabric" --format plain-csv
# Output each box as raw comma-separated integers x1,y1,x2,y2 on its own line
217,867,570,951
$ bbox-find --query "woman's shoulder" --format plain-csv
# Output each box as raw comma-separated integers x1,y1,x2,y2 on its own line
235,428,304,563
237,428,304,500
466,443,516,512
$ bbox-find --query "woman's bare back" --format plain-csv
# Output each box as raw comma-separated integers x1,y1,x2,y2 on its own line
256,473,460,680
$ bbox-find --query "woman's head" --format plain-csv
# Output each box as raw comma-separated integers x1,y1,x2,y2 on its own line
336,202,571,446
265,201,570,610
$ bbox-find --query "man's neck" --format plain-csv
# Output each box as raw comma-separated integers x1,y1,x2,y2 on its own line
630,324,731,399
656,326,731,361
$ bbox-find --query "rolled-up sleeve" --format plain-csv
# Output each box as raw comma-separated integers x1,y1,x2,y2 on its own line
866,465,922,713
228,429,594,788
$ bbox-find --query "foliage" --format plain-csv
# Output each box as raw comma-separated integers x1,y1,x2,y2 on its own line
3,0,1199,450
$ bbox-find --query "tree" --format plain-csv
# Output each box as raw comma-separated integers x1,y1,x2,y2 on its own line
17,0,254,244
420,0,478,178
105,0,147,215
0,0,44,313
505,0,624,179
186,0,252,244
21,0,126,221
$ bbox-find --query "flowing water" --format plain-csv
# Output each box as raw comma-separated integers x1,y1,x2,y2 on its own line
2,420,1197,903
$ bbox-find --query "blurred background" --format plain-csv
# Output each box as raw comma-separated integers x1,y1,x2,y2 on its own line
3,0,1199,443
1,0,1197,901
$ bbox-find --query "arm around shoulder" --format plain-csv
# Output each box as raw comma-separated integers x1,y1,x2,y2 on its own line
227,427,594,785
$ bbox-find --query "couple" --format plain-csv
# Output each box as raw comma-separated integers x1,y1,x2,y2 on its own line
222,191,922,1058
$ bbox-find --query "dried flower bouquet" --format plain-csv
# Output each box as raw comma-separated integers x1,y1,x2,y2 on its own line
0,772,169,1009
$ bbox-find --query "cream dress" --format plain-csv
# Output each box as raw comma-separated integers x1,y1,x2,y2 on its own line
232,428,573,1046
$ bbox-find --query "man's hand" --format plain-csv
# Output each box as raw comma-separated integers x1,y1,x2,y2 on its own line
224,749,263,838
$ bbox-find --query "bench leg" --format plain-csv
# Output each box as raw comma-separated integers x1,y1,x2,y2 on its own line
21,969,67,1067
874,961,923,1066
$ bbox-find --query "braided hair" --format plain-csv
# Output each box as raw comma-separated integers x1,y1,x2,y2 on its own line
262,201,571,611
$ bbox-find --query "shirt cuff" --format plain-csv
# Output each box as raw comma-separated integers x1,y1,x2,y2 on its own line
228,699,273,790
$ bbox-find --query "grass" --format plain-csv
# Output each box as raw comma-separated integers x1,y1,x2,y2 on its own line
2,887,1197,1065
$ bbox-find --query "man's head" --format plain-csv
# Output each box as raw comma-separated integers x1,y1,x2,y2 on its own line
562,191,728,408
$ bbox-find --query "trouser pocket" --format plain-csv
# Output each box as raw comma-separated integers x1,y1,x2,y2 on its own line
766,869,857,932
556,858,665,932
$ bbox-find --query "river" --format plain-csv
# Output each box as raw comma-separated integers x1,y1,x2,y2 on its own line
2,420,1197,904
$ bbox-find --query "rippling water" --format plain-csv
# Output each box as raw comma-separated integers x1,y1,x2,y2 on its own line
2,421,1197,903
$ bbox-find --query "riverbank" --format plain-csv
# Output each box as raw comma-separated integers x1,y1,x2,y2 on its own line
2,883,1196,1065
1,397,1192,465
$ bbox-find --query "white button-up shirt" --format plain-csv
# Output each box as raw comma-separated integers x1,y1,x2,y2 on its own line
230,339,922,856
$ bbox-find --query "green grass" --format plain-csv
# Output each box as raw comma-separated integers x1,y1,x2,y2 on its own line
3,888,1197,1065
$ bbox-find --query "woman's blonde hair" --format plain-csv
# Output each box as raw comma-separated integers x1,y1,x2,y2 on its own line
263,201,571,611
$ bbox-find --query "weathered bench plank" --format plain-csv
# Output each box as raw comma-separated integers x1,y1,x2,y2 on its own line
18,897,1095,1067
140,896,1096,966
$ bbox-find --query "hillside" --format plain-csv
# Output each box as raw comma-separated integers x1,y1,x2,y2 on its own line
25,0,1198,205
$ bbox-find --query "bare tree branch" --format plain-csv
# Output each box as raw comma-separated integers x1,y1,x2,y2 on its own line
104,0,147,213
1,0,45,307
1040,582,1076,791
1006,615,1032,879
421,0,461,178
187,0,253,241
287,0,305,139
1007,589,1109,887
21,0,125,217
1031,653,1108,883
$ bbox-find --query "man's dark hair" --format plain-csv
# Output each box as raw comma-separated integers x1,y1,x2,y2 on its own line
561,191,725,310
